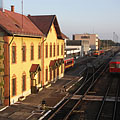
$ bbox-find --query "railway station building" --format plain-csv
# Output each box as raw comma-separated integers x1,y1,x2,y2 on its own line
0,6,64,105
73,33,99,50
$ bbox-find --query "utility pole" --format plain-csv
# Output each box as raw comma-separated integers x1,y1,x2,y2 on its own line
113,32,115,43
0,0,4,12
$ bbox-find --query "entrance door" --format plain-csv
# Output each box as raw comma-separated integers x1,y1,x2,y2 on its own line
50,68,52,81
53,69,56,80
57,67,59,77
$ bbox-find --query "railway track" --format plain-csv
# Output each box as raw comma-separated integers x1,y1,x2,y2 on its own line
43,57,110,120
41,51,117,120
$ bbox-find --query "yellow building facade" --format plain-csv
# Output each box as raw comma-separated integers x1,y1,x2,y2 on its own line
0,9,64,105
9,36,43,104
28,15,65,86
44,23,64,85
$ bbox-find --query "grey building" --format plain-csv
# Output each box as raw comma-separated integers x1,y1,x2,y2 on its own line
73,34,99,50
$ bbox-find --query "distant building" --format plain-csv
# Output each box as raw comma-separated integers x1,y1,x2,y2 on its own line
65,40,89,57
73,34,99,50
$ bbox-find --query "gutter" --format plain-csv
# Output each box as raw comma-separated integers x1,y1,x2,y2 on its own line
13,33,44,38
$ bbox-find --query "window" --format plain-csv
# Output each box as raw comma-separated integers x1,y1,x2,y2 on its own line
117,64,120,68
46,44,48,58
31,45,34,60
46,68,48,82
38,71,41,84
61,45,63,55
38,45,41,59
81,36,90,39
57,44,59,56
22,46,26,61
50,44,52,57
53,44,55,57
65,60,73,66
12,78,16,96
110,64,115,68
12,46,16,63
22,75,26,91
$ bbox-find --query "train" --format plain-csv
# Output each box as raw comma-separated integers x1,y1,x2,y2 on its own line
109,52,120,73
64,57,74,69
93,50,104,57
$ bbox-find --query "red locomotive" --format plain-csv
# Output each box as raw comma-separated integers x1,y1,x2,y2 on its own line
109,52,120,73
64,57,74,69
93,50,104,57
99,50,104,55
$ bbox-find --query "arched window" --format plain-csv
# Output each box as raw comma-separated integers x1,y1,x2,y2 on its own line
12,74,16,96
50,43,52,57
22,72,26,92
61,44,63,55
53,43,55,57
12,42,16,63
45,43,48,58
46,67,48,82
31,43,34,60
57,44,59,56
22,42,26,62
38,43,41,59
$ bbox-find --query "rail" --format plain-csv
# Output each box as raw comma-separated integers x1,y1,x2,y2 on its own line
112,79,120,120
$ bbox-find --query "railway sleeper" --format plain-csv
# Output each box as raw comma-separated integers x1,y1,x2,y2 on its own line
71,95,120,102
73,110,84,113
87,91,96,95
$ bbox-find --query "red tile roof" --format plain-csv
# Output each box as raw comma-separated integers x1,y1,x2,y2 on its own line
28,15,63,39
0,10,43,37
61,33,69,39
30,64,40,72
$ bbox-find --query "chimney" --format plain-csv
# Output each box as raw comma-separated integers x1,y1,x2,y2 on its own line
11,5,14,12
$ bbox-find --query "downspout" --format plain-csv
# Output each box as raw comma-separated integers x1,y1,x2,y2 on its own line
8,35,14,105
41,38,46,87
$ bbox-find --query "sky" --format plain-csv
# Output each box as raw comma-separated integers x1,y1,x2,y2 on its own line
3,0,120,41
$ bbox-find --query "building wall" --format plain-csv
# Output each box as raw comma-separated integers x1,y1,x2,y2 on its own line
8,36,43,104
44,23,64,84
0,32,4,104
73,34,98,50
